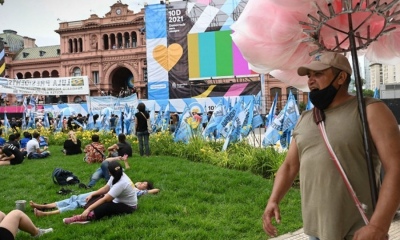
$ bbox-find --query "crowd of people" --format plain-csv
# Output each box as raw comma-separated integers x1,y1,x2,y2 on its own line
0,103,161,238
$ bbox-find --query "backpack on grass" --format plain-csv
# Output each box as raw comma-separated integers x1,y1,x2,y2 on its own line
52,168,80,186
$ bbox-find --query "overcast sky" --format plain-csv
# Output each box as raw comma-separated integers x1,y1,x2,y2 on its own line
0,0,169,46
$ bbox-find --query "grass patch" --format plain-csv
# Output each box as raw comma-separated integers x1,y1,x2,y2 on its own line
0,143,301,239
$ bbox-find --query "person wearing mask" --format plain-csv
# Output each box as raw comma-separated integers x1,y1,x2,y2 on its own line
262,52,400,239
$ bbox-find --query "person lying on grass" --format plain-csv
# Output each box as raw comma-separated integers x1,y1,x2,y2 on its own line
81,152,130,189
30,181,159,217
62,161,150,224
0,210,53,239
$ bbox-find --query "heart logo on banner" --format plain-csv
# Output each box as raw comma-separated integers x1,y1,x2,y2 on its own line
153,43,183,71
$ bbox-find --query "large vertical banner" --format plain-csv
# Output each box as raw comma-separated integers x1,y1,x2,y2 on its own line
145,1,252,100
0,40,5,77
167,1,193,98
145,4,169,100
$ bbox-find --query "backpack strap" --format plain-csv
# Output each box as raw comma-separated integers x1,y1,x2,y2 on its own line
91,143,105,159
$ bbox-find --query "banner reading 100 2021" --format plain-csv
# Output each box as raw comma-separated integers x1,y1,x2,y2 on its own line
0,76,90,95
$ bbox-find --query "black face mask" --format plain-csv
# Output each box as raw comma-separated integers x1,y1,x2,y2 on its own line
309,71,342,110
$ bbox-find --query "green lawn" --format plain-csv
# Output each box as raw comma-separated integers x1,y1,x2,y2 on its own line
0,144,302,240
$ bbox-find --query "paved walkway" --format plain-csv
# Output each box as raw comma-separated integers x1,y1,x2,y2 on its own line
271,213,400,239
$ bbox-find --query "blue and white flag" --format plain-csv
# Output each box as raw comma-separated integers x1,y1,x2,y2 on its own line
281,91,300,133
263,109,285,146
57,113,64,131
114,112,121,135
252,100,264,130
28,112,35,129
266,92,278,128
202,99,227,139
3,112,11,132
21,112,27,130
230,102,247,141
161,102,170,131
222,121,234,151
43,112,50,128
149,104,156,133
241,99,254,138
30,95,37,111
174,105,192,143
86,112,95,130
217,100,242,138
280,129,292,149
23,96,28,111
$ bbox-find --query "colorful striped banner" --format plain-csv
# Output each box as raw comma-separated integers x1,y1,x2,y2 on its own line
188,30,253,79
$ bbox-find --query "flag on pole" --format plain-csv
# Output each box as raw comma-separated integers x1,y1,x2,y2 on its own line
217,100,242,138
281,91,300,133
263,108,285,146
21,112,27,130
3,112,11,132
57,112,64,131
222,121,234,151
241,99,254,138
28,112,35,129
86,112,95,130
174,105,192,143
23,96,27,111
266,92,278,128
202,99,227,139
149,104,156,133
161,102,170,131
43,112,50,128
30,95,37,111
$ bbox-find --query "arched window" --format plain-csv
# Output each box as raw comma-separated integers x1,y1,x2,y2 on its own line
33,71,40,78
16,73,23,79
73,67,81,76
68,39,73,53
78,38,83,52
131,31,137,48
102,34,109,50
42,71,50,78
124,32,130,48
24,72,32,78
51,70,59,77
117,33,123,48
110,34,116,49
286,87,298,101
270,87,282,112
74,39,78,53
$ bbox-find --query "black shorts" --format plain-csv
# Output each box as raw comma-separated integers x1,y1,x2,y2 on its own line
0,227,15,240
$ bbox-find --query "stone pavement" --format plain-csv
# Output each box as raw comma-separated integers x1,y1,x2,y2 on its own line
271,214,400,239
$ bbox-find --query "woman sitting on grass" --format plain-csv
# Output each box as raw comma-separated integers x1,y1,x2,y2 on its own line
62,131,82,155
63,161,138,224
30,181,159,217
0,210,53,239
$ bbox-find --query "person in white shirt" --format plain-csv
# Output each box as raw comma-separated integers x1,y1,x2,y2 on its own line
63,161,137,224
26,132,50,159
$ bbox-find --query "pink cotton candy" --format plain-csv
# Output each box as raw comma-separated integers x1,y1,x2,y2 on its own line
231,0,400,90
